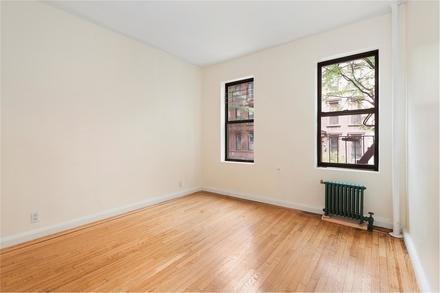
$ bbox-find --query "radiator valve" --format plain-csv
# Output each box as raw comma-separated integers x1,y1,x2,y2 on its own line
367,212,375,231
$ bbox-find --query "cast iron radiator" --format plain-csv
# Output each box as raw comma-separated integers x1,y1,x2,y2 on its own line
321,181,374,231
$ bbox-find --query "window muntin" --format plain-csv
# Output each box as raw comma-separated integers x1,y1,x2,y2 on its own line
225,78,254,162
318,50,378,170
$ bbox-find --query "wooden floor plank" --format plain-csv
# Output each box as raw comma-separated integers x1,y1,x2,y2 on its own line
0,192,418,292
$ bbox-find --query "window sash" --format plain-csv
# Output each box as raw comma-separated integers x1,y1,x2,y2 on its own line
317,50,379,171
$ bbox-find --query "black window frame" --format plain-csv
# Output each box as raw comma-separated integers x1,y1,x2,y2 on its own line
317,50,379,171
225,78,254,163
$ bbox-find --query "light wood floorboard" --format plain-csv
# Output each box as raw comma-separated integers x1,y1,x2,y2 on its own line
0,192,418,292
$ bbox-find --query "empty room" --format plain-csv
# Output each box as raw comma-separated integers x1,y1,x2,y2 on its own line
1,0,438,292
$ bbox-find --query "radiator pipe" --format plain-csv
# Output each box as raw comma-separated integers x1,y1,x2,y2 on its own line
390,1,404,239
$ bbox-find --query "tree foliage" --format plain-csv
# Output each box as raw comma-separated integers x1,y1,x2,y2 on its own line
322,57,375,109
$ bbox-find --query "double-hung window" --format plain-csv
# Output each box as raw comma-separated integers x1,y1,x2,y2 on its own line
225,78,254,162
317,50,379,170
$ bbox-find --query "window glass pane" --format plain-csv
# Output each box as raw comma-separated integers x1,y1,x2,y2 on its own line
320,114,375,165
321,56,376,112
227,123,253,161
227,81,254,121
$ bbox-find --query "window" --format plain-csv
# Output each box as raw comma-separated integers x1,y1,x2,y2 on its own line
317,50,378,170
327,101,340,125
349,135,363,161
329,135,339,162
225,78,254,162
235,133,242,150
350,114,362,125
235,108,241,120
329,116,339,125
248,133,254,151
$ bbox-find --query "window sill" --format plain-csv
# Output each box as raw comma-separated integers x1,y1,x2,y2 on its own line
316,166,379,173
222,160,254,165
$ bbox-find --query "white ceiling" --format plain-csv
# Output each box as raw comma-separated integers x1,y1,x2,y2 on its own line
47,1,391,66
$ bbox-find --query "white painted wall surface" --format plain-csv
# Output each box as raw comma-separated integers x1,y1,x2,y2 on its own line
405,1,439,291
1,1,202,241
201,15,393,227
3,10,438,293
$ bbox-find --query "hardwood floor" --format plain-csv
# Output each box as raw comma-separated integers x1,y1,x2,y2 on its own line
0,192,418,292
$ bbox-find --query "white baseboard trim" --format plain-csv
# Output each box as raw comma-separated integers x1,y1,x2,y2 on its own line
203,186,322,213
0,187,201,249
403,231,431,292
1,186,393,249
202,186,392,229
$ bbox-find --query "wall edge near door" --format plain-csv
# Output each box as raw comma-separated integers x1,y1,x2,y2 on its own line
403,231,431,292
202,186,392,229
0,187,202,249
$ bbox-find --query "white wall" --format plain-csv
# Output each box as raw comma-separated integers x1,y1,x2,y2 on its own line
405,1,439,291
1,1,202,243
201,15,393,227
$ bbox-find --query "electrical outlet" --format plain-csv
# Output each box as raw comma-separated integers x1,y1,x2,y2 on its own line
30,212,39,224
178,181,183,188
